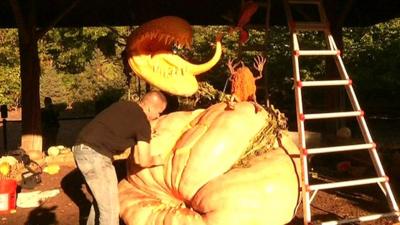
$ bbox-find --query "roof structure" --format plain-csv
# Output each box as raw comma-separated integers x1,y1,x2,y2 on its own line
0,0,399,28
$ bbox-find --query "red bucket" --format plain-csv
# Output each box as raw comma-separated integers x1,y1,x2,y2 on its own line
0,179,17,213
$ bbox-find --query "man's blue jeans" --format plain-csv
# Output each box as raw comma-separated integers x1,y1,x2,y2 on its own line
72,144,120,225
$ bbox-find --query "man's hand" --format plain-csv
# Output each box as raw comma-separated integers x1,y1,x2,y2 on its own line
134,141,164,167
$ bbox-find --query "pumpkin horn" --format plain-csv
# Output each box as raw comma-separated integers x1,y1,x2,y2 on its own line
189,39,222,75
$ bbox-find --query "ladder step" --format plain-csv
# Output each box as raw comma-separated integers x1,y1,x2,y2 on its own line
291,22,328,31
298,79,351,87
307,143,374,154
309,177,388,191
288,0,320,4
319,211,400,225
302,111,363,120
294,49,340,56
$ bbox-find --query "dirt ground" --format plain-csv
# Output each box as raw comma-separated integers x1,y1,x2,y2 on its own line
1,109,400,225
0,160,128,225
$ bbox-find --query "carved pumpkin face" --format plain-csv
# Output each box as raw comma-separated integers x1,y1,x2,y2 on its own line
126,16,222,96
119,102,300,225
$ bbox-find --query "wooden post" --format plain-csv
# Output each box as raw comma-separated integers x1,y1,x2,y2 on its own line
10,0,43,159
9,0,77,160
2,119,7,152
1,105,8,153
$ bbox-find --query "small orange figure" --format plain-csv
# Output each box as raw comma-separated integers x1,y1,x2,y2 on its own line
226,55,266,112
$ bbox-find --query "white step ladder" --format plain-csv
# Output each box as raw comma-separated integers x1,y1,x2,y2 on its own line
282,0,400,224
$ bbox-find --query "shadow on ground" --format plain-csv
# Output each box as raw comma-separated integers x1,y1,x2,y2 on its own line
24,205,58,225
61,159,127,225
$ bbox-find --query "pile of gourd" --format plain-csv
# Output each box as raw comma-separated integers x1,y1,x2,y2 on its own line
119,102,300,225
0,156,22,179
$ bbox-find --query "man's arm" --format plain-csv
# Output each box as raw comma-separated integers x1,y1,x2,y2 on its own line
134,141,163,167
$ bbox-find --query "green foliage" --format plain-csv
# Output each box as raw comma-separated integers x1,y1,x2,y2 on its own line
39,27,131,74
40,28,90,74
190,26,232,89
253,26,293,106
40,62,70,107
343,18,400,107
0,30,21,108
0,29,19,67
71,48,126,114
0,66,20,108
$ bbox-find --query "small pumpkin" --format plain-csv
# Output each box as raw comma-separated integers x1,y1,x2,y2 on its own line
47,146,60,156
0,162,11,176
43,164,60,175
119,102,300,225
0,156,17,166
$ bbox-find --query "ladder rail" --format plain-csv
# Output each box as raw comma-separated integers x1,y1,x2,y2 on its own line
333,52,400,221
283,1,313,222
331,55,384,170
294,33,312,223
334,52,395,195
283,0,400,224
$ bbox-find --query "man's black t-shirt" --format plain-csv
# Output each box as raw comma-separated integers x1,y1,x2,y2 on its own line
76,101,150,158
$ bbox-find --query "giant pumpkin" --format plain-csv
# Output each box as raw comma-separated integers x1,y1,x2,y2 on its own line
119,102,301,225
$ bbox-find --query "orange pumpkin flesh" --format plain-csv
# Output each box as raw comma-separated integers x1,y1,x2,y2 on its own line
126,16,222,96
119,102,300,225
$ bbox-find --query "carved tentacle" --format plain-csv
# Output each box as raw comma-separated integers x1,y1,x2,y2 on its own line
253,55,266,80
227,58,240,76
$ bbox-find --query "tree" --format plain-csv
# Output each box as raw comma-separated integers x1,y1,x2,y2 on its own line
0,66,20,108
71,48,126,113
343,18,400,111
40,61,69,107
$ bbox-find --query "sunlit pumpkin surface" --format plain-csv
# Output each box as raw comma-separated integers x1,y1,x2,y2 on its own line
126,16,222,96
119,102,301,225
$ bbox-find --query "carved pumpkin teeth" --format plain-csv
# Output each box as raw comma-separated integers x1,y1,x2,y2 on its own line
126,16,221,96
164,37,170,46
